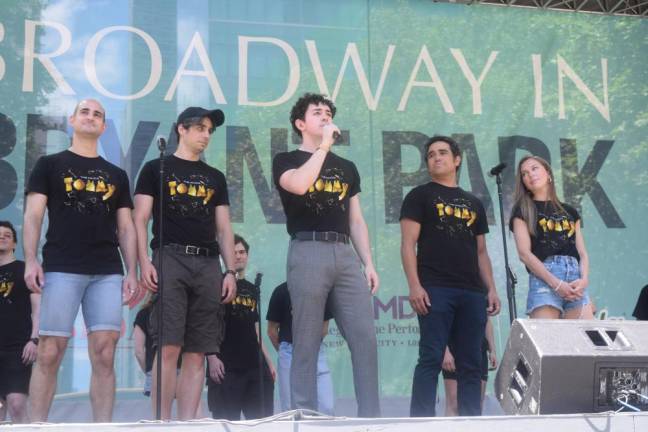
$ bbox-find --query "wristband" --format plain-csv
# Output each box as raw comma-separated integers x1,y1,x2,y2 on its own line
30,337,39,345
554,280,564,292
224,269,236,278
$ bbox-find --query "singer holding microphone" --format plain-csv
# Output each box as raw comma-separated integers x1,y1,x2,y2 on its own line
272,93,381,417
400,136,500,417
133,107,237,420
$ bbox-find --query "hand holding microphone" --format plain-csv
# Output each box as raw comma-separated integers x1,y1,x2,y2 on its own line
320,123,341,152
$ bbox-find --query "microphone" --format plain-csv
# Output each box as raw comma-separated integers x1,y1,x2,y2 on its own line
157,136,167,152
488,162,507,177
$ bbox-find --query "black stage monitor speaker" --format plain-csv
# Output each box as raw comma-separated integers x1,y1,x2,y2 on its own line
495,319,648,415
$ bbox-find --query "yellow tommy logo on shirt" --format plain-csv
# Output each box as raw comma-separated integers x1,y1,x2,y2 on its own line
435,202,477,227
168,181,215,205
307,177,349,201
538,217,575,237
232,294,257,311
63,176,116,200
0,280,14,298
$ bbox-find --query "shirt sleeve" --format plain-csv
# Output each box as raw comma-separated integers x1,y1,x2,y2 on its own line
632,285,648,320
399,186,425,223
347,161,361,198
266,284,285,323
115,169,134,209
134,160,156,197
272,153,298,189
474,198,489,236
564,203,581,224
26,156,51,196
508,204,523,232
212,170,230,207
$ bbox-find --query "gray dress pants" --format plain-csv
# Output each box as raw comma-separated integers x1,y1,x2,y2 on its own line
287,239,380,417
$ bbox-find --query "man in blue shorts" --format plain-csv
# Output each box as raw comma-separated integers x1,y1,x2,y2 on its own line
23,99,139,422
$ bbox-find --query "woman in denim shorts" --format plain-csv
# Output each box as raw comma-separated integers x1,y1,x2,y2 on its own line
509,155,593,319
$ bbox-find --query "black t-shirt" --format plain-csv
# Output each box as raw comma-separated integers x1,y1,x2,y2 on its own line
26,150,133,274
135,155,229,249
219,279,262,371
633,285,648,321
509,201,580,264
0,261,32,351
272,150,360,235
133,306,154,372
266,282,333,344
400,182,489,292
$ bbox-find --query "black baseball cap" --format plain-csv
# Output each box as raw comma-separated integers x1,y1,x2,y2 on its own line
176,107,225,129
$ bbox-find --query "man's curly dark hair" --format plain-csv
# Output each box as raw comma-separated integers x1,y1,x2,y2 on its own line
290,93,336,137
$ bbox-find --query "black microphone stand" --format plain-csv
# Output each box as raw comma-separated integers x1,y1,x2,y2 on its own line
492,167,518,324
254,272,265,416
155,137,166,420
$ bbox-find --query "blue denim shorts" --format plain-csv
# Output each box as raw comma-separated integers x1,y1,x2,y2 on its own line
40,272,123,337
526,255,590,315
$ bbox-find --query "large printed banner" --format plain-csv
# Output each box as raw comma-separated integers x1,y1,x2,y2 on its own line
0,0,646,400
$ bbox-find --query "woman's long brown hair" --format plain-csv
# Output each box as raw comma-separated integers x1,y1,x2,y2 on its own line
512,155,567,237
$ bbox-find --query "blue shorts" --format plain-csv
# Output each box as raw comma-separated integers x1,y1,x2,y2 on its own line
526,255,590,315
40,272,123,337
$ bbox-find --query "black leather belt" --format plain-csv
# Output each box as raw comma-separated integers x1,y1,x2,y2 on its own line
291,231,350,244
166,243,218,257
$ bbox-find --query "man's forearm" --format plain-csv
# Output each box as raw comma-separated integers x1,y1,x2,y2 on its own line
23,214,42,262
349,219,374,268
217,228,235,271
118,220,138,274
401,242,421,290
478,251,497,293
133,217,151,264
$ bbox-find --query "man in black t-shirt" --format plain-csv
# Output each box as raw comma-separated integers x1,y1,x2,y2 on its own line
206,235,275,420
272,93,380,417
633,285,648,320
0,221,40,423
23,99,138,422
134,106,237,420
400,136,501,417
266,282,334,415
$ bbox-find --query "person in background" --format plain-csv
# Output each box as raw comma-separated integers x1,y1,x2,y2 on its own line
206,235,275,420
267,281,334,415
442,318,497,416
0,221,41,423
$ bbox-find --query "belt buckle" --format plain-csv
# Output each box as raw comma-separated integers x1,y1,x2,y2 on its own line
185,245,198,255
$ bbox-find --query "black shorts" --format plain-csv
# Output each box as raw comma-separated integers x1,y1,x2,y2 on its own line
442,347,489,382
0,350,32,396
150,246,225,353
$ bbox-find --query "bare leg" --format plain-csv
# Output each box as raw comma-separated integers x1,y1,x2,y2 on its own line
87,330,120,422
6,393,29,423
151,345,182,420
29,336,68,421
176,352,205,420
443,378,458,416
529,306,561,319
564,305,594,320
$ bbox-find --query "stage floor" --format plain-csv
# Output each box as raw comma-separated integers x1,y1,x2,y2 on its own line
1,410,647,432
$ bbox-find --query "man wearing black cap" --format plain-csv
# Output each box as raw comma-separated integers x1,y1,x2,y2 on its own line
133,107,237,420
